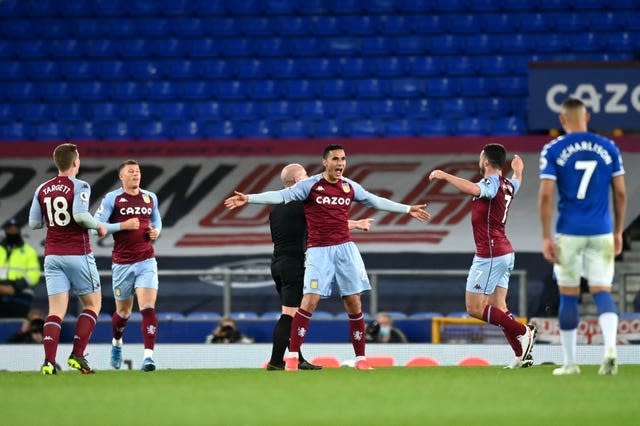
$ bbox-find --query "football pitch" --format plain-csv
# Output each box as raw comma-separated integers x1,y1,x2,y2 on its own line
1,365,638,426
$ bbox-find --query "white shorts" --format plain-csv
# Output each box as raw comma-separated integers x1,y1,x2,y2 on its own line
303,242,371,298
554,233,614,286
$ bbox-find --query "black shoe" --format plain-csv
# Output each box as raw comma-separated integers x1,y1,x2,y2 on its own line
298,360,322,370
266,362,285,371
68,354,95,374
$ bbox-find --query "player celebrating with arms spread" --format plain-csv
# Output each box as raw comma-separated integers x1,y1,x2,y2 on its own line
430,143,536,368
94,160,162,372
225,144,430,371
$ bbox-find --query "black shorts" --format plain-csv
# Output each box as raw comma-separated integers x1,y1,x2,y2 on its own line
270,256,304,308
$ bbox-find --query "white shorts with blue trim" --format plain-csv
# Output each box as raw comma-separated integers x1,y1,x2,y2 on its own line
304,242,371,298
44,254,101,296
466,252,514,295
554,233,614,286
112,257,159,301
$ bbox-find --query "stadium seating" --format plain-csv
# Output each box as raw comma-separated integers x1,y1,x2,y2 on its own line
0,0,637,140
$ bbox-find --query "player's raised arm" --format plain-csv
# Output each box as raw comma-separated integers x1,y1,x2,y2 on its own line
510,154,524,185
408,204,431,222
429,169,481,197
224,191,249,210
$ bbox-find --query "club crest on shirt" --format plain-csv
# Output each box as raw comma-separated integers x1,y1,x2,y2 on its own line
342,183,350,193
143,194,151,204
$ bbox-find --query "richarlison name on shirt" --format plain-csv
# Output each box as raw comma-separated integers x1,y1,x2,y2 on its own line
43,184,71,195
556,141,613,167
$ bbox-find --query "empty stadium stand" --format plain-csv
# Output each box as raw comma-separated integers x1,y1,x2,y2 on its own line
0,0,638,140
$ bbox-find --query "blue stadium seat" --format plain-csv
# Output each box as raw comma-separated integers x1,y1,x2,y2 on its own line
257,38,287,57
190,38,219,58
441,98,475,119
221,39,253,57
449,14,482,34
228,0,261,15
269,59,303,78
356,78,388,98
501,34,534,54
313,119,346,137
265,0,295,15
607,0,635,8
447,311,470,317
519,13,552,33
326,38,360,57
0,40,14,59
311,16,340,36
283,79,313,100
348,119,384,137
277,16,310,36
171,121,202,139
156,312,185,321
42,82,72,102
464,34,495,54
98,121,131,140
17,40,46,58
230,101,261,121
299,100,331,119
2,20,35,39
333,100,368,119
538,0,571,10
404,98,439,119
376,57,408,78
426,78,458,97
385,119,416,136
208,18,237,37
166,59,197,80
400,0,432,13
588,12,624,32
127,102,153,120
240,119,278,138
303,58,339,78
191,102,223,121
379,15,411,35
180,81,214,101
204,120,237,138
419,118,453,136
173,17,205,37
62,61,94,80
484,13,518,33
554,12,589,32
535,34,568,53
409,311,443,319
429,35,462,55
86,39,116,58
0,61,22,80
343,15,377,35
460,77,496,97
111,81,142,101
107,18,136,38
117,39,148,58
571,33,605,53
390,78,424,98
410,56,441,77
264,100,296,120
239,17,274,37
367,0,396,13
606,32,638,53
369,99,403,119
146,81,178,101
396,36,427,55
129,60,162,80
475,97,512,118
502,0,533,10
321,79,352,99
279,119,310,138
67,121,96,140
90,103,120,121
361,37,392,56
291,38,324,57
341,57,369,78
162,0,196,17
0,103,16,122
7,82,37,101
414,15,447,33
0,122,27,140
435,0,467,12
236,59,269,79
495,76,527,96
250,80,280,100
215,80,245,101
332,0,362,14
202,59,232,79
135,120,166,140
492,116,526,135
20,103,50,122
310,310,334,319
456,117,491,135
446,56,477,76
152,39,186,58
298,0,329,15
229,311,259,320
158,102,191,121
479,55,511,76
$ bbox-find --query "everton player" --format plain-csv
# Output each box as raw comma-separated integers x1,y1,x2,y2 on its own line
539,98,626,376
429,144,536,368
94,160,162,372
29,143,114,375
225,144,430,371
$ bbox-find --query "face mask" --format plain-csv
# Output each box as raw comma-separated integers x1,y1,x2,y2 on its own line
5,234,22,246
379,326,391,337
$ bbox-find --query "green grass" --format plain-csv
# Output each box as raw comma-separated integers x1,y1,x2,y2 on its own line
1,366,639,426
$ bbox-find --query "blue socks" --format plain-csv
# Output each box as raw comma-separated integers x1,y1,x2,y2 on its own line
593,291,617,315
558,294,579,330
